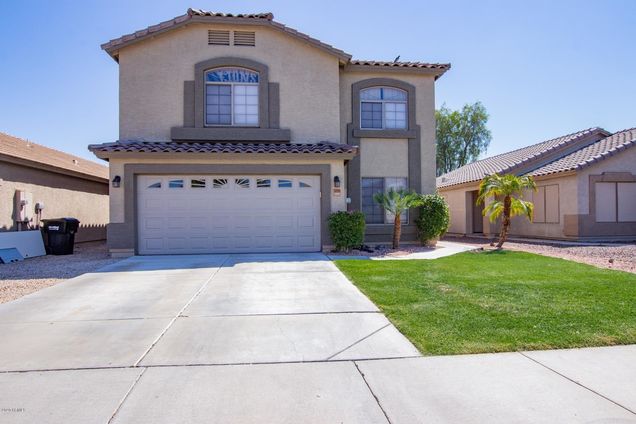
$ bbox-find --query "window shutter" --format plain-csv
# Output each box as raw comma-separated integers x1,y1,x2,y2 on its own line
234,31,256,46
208,30,230,45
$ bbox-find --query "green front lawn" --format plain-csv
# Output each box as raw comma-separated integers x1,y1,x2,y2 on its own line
335,251,636,355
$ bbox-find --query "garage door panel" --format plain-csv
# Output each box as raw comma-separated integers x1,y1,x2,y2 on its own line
137,175,321,254
143,217,163,230
275,236,294,248
298,236,316,248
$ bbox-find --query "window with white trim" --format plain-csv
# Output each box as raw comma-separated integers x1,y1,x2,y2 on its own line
205,67,259,126
361,177,408,224
360,87,407,129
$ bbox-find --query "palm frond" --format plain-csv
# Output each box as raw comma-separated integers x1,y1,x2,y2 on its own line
483,200,503,222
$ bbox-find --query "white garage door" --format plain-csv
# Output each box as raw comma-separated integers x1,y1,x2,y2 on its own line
137,175,321,254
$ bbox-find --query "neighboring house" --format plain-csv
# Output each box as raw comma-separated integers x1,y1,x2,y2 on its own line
89,9,450,256
438,127,636,240
0,132,109,242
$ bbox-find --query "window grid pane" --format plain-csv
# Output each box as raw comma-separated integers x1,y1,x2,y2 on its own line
361,102,383,129
233,84,258,125
362,178,385,224
206,84,232,125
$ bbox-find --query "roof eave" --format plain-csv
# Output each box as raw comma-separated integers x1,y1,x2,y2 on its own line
343,63,450,78
88,150,358,161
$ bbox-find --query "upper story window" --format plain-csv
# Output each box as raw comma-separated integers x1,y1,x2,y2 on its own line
360,87,407,129
205,67,259,126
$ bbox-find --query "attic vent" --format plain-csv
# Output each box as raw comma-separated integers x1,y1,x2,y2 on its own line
208,30,230,45
233,31,256,46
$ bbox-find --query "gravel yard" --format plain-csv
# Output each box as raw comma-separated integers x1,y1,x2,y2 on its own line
447,236,636,274
0,241,120,304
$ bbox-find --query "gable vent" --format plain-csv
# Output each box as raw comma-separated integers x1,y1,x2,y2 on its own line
208,30,230,45
233,31,256,46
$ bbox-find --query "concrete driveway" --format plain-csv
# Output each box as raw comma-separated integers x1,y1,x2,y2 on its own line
1,253,635,423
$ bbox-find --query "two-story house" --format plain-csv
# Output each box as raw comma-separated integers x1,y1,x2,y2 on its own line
89,9,449,256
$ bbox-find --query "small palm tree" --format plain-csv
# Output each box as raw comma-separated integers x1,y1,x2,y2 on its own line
374,189,423,249
477,173,536,249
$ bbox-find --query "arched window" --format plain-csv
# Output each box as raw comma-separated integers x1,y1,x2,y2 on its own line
205,67,259,126
360,87,407,129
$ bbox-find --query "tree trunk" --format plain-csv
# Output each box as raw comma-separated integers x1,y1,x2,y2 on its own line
496,195,511,249
393,213,402,249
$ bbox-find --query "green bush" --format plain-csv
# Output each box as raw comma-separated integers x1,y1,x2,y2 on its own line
328,211,366,252
415,194,450,245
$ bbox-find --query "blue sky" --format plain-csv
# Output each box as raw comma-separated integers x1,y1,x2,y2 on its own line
1,0,634,162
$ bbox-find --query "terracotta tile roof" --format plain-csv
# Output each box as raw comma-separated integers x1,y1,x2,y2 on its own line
528,128,636,177
187,9,273,20
437,127,609,188
349,60,451,71
88,141,358,156
0,132,108,181
102,8,352,62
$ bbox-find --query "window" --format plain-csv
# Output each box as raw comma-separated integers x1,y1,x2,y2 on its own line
212,178,228,188
596,182,636,222
360,87,407,129
147,181,161,189
205,67,259,126
256,178,271,188
361,177,408,224
235,178,250,188
278,179,292,188
191,178,206,188
168,179,184,188
532,185,559,223
299,181,312,188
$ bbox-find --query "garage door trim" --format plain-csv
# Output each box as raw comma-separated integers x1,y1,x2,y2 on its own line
115,163,332,254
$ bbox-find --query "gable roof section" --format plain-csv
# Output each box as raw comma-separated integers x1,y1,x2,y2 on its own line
528,128,636,177
102,8,352,62
437,127,610,189
101,9,450,78
0,132,108,181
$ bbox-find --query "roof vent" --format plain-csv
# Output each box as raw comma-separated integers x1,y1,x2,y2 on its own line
233,31,256,46
208,30,230,45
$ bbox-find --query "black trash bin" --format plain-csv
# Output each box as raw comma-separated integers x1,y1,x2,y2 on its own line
41,218,80,255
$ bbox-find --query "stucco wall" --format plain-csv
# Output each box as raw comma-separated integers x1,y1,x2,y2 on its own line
107,156,346,224
360,138,408,178
440,187,472,234
118,23,341,144
339,70,437,194
0,162,109,242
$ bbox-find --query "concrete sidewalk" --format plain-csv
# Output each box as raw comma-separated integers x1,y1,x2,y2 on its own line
0,253,634,423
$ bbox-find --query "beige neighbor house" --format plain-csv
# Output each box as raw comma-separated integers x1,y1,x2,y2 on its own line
0,132,109,242
89,9,450,256
438,127,636,241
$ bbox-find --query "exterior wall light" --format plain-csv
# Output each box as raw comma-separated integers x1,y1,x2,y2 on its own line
112,175,121,188
333,176,341,188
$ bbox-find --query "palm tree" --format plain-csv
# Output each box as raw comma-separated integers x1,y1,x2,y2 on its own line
477,174,536,249
374,189,423,249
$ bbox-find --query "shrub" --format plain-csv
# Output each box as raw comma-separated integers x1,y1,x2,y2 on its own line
328,211,366,252
415,194,450,245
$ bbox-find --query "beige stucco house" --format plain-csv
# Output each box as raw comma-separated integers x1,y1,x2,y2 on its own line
89,9,449,256
0,132,109,242
438,127,636,241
